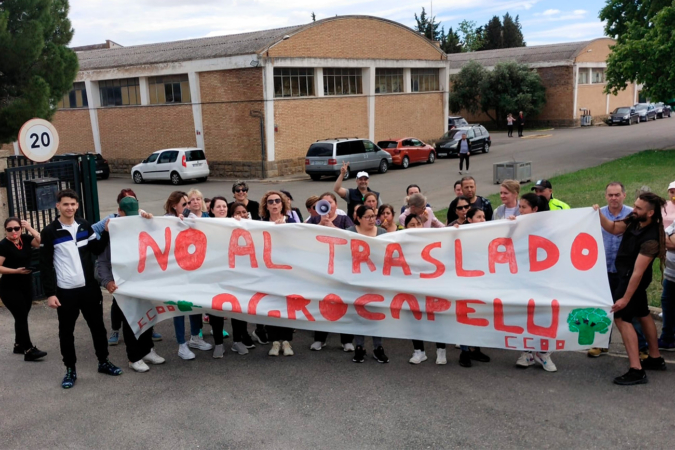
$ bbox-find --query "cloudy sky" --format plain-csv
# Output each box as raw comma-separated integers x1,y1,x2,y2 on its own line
68,0,607,48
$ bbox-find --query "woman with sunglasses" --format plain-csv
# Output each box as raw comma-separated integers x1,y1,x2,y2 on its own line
163,191,212,360
206,196,257,358
259,191,297,356
230,181,260,220
346,206,389,363
0,217,46,361
447,196,471,226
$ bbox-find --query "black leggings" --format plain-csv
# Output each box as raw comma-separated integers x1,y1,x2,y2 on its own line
268,326,293,342
208,315,251,345
459,154,470,171
111,298,124,331
507,125,513,137
412,340,446,351
1,286,33,350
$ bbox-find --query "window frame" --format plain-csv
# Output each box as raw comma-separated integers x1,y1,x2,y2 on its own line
323,68,363,96
58,82,89,109
148,75,191,104
273,68,315,98
411,69,440,92
99,78,141,107
375,68,403,94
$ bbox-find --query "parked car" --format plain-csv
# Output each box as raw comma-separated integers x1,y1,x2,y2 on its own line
608,107,639,126
448,116,469,129
132,148,209,185
60,152,111,179
434,125,491,157
654,102,672,118
304,138,392,181
634,103,657,121
376,137,435,169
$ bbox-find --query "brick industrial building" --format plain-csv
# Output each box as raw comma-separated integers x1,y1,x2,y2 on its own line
2,17,636,178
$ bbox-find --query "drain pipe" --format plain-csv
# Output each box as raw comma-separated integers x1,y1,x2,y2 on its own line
250,110,265,177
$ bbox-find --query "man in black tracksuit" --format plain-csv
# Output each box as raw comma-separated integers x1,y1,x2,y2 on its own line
40,189,122,389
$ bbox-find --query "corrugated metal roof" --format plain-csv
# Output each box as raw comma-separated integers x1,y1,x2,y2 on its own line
446,41,592,69
76,24,306,71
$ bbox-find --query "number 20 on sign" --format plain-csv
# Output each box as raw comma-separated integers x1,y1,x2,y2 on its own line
18,118,60,162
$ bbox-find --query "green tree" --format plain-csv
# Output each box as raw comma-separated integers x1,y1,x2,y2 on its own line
502,13,525,48
449,61,486,115
0,0,78,144
414,7,441,41
481,16,503,50
449,60,546,126
441,26,462,54
457,20,484,52
480,61,546,125
600,0,675,101
567,308,612,345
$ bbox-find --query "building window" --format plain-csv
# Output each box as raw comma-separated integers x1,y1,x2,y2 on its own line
375,69,403,94
274,68,315,97
324,68,363,96
411,69,439,92
592,69,605,84
99,78,141,107
149,75,191,104
578,69,589,85
57,82,88,109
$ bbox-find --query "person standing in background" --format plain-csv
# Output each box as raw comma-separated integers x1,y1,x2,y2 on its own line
458,133,470,175
518,111,525,137
507,113,514,137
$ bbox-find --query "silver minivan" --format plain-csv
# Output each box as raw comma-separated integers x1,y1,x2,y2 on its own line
304,138,393,180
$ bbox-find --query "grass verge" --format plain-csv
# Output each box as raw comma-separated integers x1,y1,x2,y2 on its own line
435,150,675,307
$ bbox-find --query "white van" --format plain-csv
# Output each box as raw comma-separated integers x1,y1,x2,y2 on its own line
132,148,209,185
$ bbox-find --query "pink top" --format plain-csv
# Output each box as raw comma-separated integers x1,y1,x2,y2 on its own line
664,201,675,229
399,207,445,228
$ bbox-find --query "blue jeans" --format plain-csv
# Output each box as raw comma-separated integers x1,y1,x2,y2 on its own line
660,279,675,343
173,314,202,344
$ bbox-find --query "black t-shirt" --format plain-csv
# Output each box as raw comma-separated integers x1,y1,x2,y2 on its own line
0,235,34,289
229,200,261,220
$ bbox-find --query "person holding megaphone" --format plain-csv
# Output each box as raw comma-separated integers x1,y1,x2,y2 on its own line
306,192,355,352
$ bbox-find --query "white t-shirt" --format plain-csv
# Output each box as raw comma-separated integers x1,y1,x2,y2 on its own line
504,206,519,218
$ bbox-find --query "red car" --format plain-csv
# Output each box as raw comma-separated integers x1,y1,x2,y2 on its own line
376,137,436,169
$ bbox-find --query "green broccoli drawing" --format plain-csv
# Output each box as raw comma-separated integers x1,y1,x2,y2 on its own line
567,308,612,345
165,300,202,312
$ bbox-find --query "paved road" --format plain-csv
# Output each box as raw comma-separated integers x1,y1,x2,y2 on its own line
98,118,675,217
0,298,672,449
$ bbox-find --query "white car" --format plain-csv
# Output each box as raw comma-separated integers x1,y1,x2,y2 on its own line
132,148,209,185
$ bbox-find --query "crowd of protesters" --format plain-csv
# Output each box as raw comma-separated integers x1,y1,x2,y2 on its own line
1,166,673,388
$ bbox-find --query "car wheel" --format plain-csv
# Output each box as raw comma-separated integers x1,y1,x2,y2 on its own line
197,177,208,183
378,159,389,174
170,171,182,185
133,171,143,184
310,174,322,181
401,156,409,169
427,152,436,164
101,173,110,180
626,119,630,126
483,142,490,153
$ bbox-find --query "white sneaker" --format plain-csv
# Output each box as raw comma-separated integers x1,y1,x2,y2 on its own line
212,344,224,359
409,349,428,364
310,341,326,351
342,343,355,352
268,341,281,356
142,348,165,365
516,351,535,368
436,348,447,365
188,335,213,351
178,343,196,360
231,342,249,355
129,359,150,373
282,341,294,356
534,352,557,372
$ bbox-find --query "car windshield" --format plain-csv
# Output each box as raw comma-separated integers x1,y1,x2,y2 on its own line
635,105,648,110
306,143,333,157
614,108,631,114
377,141,398,149
441,129,464,140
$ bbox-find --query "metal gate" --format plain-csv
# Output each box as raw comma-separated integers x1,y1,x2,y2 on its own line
3,154,101,298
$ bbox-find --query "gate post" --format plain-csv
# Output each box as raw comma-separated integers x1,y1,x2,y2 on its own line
0,150,10,226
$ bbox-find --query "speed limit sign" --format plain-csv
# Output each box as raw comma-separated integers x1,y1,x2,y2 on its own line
18,118,60,162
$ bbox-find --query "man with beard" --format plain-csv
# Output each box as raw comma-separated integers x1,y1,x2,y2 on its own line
594,192,667,385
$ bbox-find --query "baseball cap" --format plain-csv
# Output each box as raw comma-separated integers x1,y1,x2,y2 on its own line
531,179,552,190
356,171,370,179
119,196,140,216
668,181,675,190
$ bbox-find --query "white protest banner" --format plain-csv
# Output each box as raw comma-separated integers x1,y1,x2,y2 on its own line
111,208,613,351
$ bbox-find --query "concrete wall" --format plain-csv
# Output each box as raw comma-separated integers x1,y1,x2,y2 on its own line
374,93,445,142
268,17,444,61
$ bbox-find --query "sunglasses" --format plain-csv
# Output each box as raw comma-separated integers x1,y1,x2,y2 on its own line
456,205,470,210
267,198,282,205
235,188,248,193
6,227,21,232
